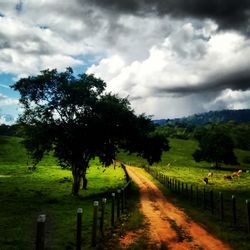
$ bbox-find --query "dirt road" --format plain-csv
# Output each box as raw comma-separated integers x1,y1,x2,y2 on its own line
125,166,232,250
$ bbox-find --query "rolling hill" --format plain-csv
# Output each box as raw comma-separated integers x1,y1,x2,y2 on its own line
154,109,250,126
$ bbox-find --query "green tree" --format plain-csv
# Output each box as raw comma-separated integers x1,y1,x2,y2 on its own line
12,68,169,195
192,127,238,168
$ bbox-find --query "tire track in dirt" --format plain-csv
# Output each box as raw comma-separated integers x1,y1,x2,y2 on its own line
126,166,233,250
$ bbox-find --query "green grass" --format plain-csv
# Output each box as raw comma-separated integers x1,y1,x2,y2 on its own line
118,138,250,250
119,138,250,191
2,135,250,249
0,136,127,249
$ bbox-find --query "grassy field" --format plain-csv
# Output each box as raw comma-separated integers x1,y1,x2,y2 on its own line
118,138,250,250
1,135,250,249
0,136,128,249
119,138,250,193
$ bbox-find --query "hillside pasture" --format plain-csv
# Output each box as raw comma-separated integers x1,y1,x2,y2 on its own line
151,139,250,197
120,138,250,189
0,136,127,249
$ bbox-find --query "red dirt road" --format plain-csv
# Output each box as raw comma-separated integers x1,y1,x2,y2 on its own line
126,166,233,250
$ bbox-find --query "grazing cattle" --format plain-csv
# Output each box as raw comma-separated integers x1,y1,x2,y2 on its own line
232,170,242,178
203,177,209,184
224,174,232,180
208,172,213,178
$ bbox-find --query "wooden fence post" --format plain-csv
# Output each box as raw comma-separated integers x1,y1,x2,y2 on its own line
117,189,121,220
219,192,224,222
127,180,131,194
121,188,125,213
210,190,214,215
100,198,106,237
232,195,236,225
203,188,206,210
246,200,250,233
196,186,199,206
186,183,188,198
190,185,193,202
124,183,129,209
76,208,82,250
36,214,46,250
91,201,99,247
111,193,115,227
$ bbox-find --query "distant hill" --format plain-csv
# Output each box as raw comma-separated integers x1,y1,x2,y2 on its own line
154,109,250,126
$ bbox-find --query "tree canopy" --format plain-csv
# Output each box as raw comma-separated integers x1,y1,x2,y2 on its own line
12,68,169,195
192,127,238,168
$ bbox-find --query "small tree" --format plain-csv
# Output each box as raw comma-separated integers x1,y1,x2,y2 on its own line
192,127,238,168
12,68,169,195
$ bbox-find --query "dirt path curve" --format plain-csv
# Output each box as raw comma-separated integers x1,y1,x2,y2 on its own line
126,166,233,250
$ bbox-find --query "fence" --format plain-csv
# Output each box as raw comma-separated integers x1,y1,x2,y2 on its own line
35,179,131,249
144,166,250,234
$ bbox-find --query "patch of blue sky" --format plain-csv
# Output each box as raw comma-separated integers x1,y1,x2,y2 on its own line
73,53,104,76
0,103,19,124
0,73,14,85
0,104,19,114
0,91,20,123
0,73,20,98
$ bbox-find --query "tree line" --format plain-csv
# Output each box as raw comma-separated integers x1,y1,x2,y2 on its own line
156,121,250,151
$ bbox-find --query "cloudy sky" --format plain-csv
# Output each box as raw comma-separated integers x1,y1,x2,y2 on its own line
1,0,250,123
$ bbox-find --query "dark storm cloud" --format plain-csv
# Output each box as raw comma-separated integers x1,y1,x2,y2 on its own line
83,0,250,34
153,68,250,96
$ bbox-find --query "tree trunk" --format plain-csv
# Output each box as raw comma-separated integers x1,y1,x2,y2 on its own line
71,159,89,195
72,164,81,196
80,168,88,190
81,175,88,190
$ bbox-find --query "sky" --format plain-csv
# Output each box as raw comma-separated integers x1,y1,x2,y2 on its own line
1,0,250,124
